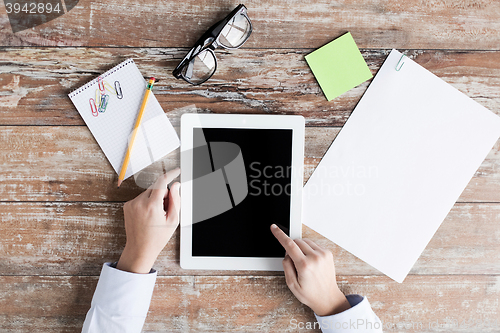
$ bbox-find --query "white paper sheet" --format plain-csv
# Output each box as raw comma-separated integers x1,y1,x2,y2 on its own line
303,49,500,283
69,59,179,179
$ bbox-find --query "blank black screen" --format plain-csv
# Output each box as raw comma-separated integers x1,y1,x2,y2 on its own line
192,128,292,257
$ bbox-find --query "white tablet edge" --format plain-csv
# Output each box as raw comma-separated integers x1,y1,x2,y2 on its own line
180,114,304,271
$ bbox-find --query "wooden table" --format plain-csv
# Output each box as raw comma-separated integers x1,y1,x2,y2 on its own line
0,1,499,332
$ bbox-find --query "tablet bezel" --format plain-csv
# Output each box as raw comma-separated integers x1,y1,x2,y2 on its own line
180,114,304,270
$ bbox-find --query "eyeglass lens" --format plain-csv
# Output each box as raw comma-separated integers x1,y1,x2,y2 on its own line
182,50,217,84
182,11,251,84
219,13,251,48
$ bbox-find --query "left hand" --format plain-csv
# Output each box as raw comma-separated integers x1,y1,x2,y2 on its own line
117,168,181,274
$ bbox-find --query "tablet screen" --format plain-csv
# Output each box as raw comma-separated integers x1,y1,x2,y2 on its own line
192,128,292,257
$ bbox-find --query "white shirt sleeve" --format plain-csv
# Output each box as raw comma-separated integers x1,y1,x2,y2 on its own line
316,295,383,333
81,262,157,333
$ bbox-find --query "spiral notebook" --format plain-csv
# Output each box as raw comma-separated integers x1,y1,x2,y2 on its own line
303,49,500,283
68,59,180,180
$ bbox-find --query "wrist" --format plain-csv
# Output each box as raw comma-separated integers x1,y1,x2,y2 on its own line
116,245,157,274
314,288,351,316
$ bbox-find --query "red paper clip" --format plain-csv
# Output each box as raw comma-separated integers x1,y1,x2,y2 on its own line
90,98,98,117
97,76,105,93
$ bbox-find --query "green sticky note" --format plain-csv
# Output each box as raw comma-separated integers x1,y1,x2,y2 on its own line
305,32,373,101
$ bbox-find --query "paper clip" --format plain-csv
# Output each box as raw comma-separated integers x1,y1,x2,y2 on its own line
395,54,406,71
95,89,102,108
98,94,110,113
90,98,98,117
115,81,123,99
97,76,105,93
104,81,116,95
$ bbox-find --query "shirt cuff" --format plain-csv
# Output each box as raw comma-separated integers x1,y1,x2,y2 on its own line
91,262,157,318
315,295,382,332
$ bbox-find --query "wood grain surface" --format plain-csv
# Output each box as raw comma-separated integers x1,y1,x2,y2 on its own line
0,201,499,277
1,126,500,202
0,275,498,332
0,48,498,126
0,0,498,50
0,0,499,331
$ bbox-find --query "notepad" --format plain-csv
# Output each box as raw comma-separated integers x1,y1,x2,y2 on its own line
305,32,373,101
69,59,180,180
303,49,500,283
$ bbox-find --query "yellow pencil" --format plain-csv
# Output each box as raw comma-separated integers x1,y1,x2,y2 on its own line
117,77,155,188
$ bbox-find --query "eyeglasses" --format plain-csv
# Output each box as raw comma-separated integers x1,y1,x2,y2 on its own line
173,4,252,85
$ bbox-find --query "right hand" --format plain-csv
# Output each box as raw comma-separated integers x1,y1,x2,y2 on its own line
270,224,351,316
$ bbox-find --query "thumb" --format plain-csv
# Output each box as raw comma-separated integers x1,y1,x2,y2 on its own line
166,182,181,225
283,254,300,291
150,168,180,203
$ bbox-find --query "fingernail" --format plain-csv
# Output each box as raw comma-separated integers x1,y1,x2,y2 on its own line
271,224,277,229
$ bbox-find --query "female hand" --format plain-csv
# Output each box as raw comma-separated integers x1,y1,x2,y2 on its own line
117,168,181,274
270,224,351,316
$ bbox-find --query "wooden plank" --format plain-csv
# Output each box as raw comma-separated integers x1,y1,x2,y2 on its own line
0,0,499,50
1,126,500,202
0,275,498,332
1,202,499,276
0,49,499,126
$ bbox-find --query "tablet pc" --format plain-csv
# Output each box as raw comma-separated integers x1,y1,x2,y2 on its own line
180,114,305,270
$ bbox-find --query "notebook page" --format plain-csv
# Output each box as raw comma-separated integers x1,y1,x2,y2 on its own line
69,59,179,180
303,49,500,283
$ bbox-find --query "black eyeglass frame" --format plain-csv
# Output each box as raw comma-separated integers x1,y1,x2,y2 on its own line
172,4,252,85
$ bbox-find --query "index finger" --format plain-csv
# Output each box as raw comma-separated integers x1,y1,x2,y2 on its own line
149,168,181,202
270,224,305,262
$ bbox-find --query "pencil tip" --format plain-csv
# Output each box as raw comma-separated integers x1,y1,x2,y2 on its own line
117,180,122,188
